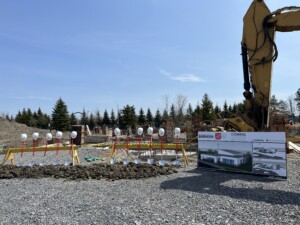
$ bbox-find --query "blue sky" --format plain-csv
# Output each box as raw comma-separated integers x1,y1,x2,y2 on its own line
0,0,299,117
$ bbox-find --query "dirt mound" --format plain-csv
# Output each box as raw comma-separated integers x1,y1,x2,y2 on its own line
0,163,178,181
0,119,50,148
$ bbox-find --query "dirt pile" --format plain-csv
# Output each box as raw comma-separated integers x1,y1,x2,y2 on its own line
0,119,49,148
0,163,178,180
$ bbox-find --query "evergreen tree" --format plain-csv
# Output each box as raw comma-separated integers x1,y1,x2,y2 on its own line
95,110,102,127
30,111,38,127
228,105,233,114
194,103,201,116
21,108,27,124
70,113,77,126
201,93,214,121
102,109,110,126
170,104,176,121
119,105,137,130
270,95,288,114
26,108,33,127
137,108,146,126
15,110,22,123
44,113,51,129
32,107,48,128
88,112,96,130
214,105,221,116
186,103,193,116
295,88,300,111
51,98,70,131
146,108,153,126
232,103,238,114
110,110,117,127
176,107,184,127
223,101,229,118
162,109,168,124
270,95,279,113
117,110,121,127
36,107,45,128
80,109,89,125
154,109,162,128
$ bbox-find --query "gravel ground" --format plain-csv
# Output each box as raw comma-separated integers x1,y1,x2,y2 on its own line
0,147,300,225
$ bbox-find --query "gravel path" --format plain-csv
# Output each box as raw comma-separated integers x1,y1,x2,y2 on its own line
0,148,300,225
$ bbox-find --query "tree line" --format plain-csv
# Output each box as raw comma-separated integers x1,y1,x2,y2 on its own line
11,88,300,132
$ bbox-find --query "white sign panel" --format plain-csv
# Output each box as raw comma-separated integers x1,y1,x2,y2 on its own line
198,132,287,177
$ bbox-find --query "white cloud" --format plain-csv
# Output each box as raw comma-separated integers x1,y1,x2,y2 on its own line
160,69,205,83
160,69,171,76
170,74,204,82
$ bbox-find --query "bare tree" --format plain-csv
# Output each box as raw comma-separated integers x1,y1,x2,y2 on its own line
174,94,188,116
162,94,170,114
174,94,188,127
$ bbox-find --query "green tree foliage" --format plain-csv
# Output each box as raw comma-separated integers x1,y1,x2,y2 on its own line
70,113,77,126
186,103,193,116
236,102,244,114
223,101,229,118
295,88,300,111
80,109,89,125
201,93,215,121
154,109,162,128
110,110,117,127
194,103,201,116
137,108,146,126
88,112,96,130
176,107,184,127
15,110,22,123
232,104,238,114
214,105,221,115
162,109,168,124
95,110,102,127
119,105,137,130
146,108,153,126
26,108,33,127
15,107,50,129
228,105,232,113
270,95,289,114
37,108,51,129
51,98,70,131
170,104,176,121
102,110,111,126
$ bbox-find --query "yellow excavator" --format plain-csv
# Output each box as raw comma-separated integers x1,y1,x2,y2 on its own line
225,0,300,132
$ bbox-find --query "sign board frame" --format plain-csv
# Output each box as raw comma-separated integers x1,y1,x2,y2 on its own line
198,132,287,178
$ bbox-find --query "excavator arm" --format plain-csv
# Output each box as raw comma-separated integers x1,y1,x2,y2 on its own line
226,0,300,131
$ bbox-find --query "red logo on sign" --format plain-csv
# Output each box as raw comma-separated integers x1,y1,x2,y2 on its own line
215,133,222,140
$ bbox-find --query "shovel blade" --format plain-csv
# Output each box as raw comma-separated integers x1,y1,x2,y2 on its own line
52,159,60,166
123,159,130,165
110,158,116,165
64,160,71,166
17,162,24,167
158,160,166,167
134,158,141,164
28,161,35,167
172,159,181,166
147,158,154,165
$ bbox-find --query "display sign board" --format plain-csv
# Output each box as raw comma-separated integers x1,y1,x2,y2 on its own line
198,132,287,177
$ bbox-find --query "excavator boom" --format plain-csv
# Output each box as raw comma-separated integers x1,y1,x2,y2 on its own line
226,0,300,132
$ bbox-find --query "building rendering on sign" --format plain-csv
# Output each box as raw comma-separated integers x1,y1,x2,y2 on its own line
200,149,248,166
